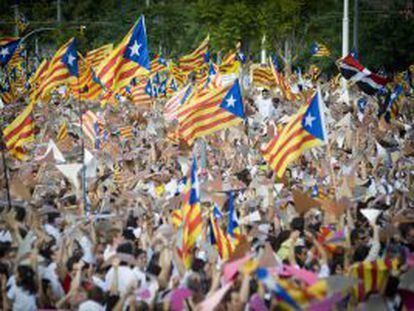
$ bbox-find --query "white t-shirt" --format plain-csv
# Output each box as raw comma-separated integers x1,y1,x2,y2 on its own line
254,96,274,121
79,300,105,311
104,266,138,296
39,262,64,299
7,276,37,311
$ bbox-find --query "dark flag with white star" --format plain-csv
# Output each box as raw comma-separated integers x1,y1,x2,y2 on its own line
36,38,80,101
0,38,21,68
97,15,150,96
262,90,326,178
177,79,245,145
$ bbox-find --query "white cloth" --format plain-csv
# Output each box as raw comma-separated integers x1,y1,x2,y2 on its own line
79,235,96,264
254,96,275,121
43,223,61,241
78,300,105,311
7,277,37,311
39,262,64,299
104,266,138,296
318,263,330,278
132,267,147,288
103,245,117,262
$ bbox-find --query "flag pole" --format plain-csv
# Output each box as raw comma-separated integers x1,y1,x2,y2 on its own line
0,134,12,210
77,79,88,214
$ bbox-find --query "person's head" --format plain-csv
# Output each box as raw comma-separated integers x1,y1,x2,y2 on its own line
135,249,147,269
353,245,370,262
87,285,105,303
290,217,305,233
16,265,37,294
294,245,307,267
224,288,243,311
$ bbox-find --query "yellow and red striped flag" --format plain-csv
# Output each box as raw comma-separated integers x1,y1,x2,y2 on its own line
56,122,68,142
179,36,209,73
171,209,183,229
209,209,233,261
127,78,153,106
36,38,79,102
86,43,113,71
180,157,203,268
262,91,326,178
151,54,168,74
2,102,35,160
96,16,150,97
118,125,135,140
252,65,274,89
177,79,245,145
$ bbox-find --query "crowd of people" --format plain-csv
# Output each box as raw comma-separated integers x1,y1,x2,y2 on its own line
1,60,414,311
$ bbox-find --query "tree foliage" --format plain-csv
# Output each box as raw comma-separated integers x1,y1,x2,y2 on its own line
0,0,412,73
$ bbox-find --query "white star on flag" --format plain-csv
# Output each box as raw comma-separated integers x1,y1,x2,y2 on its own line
305,113,316,127
129,41,141,57
67,53,76,66
226,95,236,107
0,48,9,58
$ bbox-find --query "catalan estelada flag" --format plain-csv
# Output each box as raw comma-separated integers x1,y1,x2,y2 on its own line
86,43,113,71
96,16,150,96
252,65,274,89
118,125,135,140
0,77,14,105
269,56,301,101
179,36,209,73
0,37,21,68
81,110,108,150
178,79,245,145
310,42,331,57
126,77,153,106
180,157,203,268
151,53,168,74
2,102,34,160
36,38,79,101
262,90,326,178
164,84,194,121
226,191,240,246
171,209,183,229
209,205,233,261
382,84,404,123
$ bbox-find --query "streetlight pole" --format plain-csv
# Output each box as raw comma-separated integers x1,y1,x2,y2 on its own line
342,0,349,57
353,0,359,54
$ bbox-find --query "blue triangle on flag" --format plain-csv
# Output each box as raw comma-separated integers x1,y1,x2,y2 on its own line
0,39,21,67
301,92,326,142
124,15,150,71
219,79,245,119
62,38,79,77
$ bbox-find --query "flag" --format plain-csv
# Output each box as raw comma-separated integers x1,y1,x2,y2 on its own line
164,84,194,121
2,102,34,160
252,65,274,89
262,91,326,178
209,208,233,261
227,191,240,245
29,59,50,103
81,110,108,150
350,258,399,302
382,84,404,123
310,42,331,57
151,54,168,73
127,78,153,105
96,16,150,96
178,79,245,145
119,125,135,140
269,57,301,101
16,13,29,33
338,54,388,95
36,38,79,101
166,77,178,96
70,54,104,101
0,38,21,68
181,157,203,268
0,77,13,105
56,122,68,142
171,209,183,229
158,78,168,97
86,44,113,70
179,36,209,73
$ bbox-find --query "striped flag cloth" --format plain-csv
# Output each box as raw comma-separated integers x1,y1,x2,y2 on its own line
151,54,167,74
0,37,21,68
338,54,388,95
81,110,108,150
269,56,301,101
118,125,135,140
36,38,79,102
0,77,14,105
171,209,183,229
177,79,245,145
262,90,326,178
382,84,404,123
2,102,34,160
164,84,194,121
29,59,49,103
180,157,203,268
86,43,113,70
166,77,178,97
226,191,240,246
252,65,274,89
209,205,233,260
70,54,104,101
56,122,68,142
310,42,331,57
350,258,399,302
112,162,123,185
170,62,187,86
127,78,153,106
96,16,150,96
179,36,209,73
